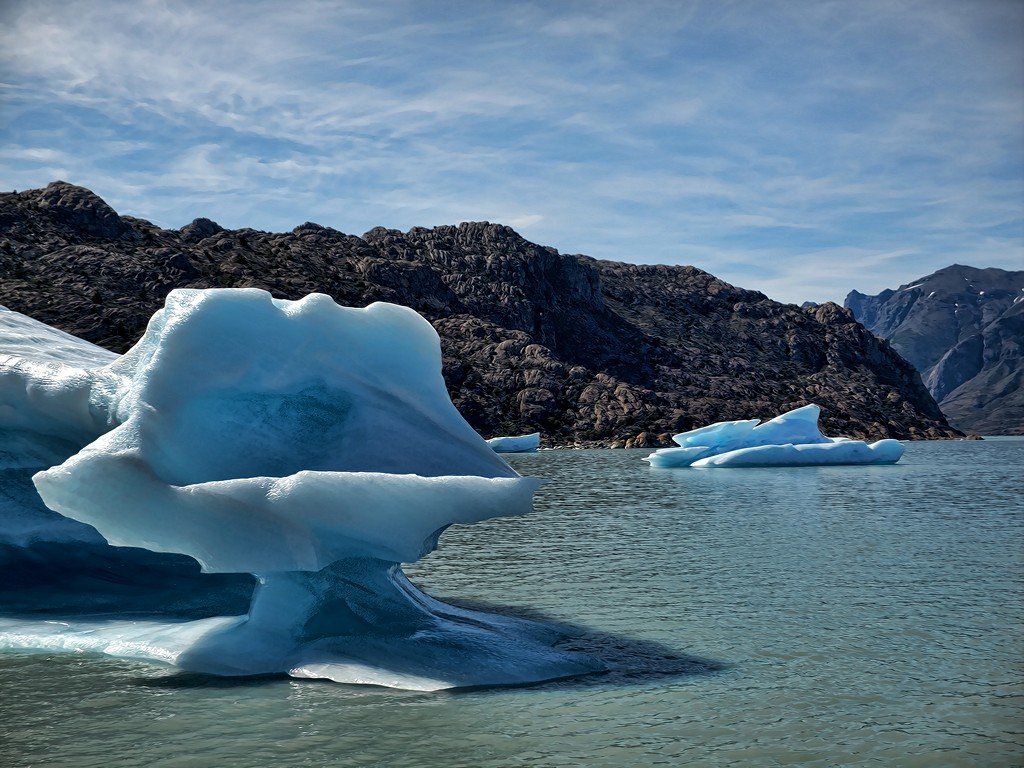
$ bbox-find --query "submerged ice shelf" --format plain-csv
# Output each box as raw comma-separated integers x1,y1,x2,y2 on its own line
0,291,600,689
643,405,904,468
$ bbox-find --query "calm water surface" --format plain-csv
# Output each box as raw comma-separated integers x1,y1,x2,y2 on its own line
2,440,1022,767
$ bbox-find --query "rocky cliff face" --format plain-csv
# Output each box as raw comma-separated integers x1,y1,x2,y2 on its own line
0,182,958,445
847,265,1024,435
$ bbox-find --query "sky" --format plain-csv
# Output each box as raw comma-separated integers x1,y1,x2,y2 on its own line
1,0,1022,304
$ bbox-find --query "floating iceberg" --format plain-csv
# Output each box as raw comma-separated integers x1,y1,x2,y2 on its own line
1,306,118,548
0,291,599,689
486,432,541,453
643,405,904,468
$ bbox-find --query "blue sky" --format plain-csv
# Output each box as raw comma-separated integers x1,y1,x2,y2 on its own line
1,0,1021,304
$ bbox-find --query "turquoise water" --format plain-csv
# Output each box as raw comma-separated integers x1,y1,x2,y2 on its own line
2,440,1022,767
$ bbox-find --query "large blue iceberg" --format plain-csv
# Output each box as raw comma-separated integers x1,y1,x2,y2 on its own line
643,405,904,468
0,291,599,689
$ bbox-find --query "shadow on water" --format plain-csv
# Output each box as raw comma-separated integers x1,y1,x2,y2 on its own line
437,597,727,694
131,672,292,689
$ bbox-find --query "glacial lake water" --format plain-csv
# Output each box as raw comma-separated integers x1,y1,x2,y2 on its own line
2,440,1022,767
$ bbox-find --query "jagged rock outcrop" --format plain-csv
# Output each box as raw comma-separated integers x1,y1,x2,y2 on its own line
847,265,1023,435
0,182,959,445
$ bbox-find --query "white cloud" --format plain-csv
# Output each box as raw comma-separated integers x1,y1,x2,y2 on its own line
0,0,1020,304
504,213,544,229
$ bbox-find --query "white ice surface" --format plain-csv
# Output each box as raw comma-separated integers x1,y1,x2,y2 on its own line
0,305,118,368
644,404,904,468
691,438,904,467
36,468,539,573
486,432,541,453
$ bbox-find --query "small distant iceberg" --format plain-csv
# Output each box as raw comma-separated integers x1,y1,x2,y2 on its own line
643,404,904,468
487,432,541,453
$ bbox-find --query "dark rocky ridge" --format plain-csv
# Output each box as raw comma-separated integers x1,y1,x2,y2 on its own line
847,265,1023,435
0,182,958,445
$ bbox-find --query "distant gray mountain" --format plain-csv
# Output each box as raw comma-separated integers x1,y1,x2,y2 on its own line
846,265,1024,434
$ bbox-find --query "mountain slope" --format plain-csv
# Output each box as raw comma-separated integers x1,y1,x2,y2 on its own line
846,265,1024,434
0,181,958,444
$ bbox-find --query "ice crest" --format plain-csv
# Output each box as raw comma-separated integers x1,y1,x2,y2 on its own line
31,288,530,568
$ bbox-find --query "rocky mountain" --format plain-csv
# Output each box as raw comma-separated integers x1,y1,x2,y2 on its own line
847,265,1023,435
0,181,958,445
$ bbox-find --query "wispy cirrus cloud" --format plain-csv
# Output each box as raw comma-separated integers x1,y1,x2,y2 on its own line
0,0,1021,303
